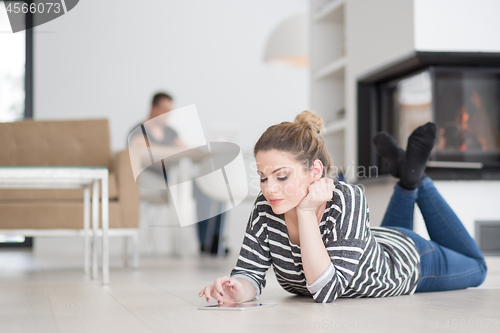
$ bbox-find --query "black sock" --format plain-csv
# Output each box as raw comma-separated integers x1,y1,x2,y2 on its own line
373,132,405,178
400,123,436,190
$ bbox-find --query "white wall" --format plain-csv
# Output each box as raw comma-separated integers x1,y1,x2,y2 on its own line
346,0,415,80
345,0,415,222
414,0,500,52
345,0,415,181
34,0,309,153
33,0,309,257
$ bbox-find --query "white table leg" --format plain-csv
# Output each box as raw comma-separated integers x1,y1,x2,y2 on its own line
83,185,91,275
132,232,139,269
123,236,129,268
91,180,99,280
168,163,180,256
179,158,195,256
101,171,109,285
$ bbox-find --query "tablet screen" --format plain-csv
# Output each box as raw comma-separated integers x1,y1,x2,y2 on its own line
198,302,278,311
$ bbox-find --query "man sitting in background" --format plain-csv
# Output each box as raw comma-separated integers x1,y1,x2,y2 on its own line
129,92,188,159
128,92,228,256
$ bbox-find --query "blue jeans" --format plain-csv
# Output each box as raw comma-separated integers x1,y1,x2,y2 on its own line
380,177,487,292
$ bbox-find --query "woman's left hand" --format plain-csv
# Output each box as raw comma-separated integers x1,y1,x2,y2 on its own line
297,178,335,212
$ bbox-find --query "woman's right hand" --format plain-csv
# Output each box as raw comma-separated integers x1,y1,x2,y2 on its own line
198,276,247,305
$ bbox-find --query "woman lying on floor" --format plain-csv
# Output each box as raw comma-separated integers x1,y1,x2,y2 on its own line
198,110,488,304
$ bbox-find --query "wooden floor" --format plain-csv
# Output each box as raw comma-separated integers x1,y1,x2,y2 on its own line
1,250,499,333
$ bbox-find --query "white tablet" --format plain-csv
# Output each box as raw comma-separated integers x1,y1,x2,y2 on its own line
198,302,278,311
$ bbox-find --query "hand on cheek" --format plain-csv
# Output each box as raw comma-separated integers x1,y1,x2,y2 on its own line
297,178,334,212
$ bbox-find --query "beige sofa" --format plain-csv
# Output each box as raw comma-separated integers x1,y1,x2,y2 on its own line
0,119,139,264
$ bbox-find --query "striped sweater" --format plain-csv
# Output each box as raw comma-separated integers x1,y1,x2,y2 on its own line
230,181,421,303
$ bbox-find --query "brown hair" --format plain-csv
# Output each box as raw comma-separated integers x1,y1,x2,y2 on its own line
254,110,333,177
152,92,173,106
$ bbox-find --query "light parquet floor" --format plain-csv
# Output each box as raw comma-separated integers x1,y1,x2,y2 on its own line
1,250,499,333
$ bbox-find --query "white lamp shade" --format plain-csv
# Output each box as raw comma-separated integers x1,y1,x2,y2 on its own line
264,13,309,67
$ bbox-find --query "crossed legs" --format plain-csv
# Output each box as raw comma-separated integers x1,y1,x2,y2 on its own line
375,124,487,292
380,178,487,292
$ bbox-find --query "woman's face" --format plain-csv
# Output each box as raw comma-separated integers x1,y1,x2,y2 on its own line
256,150,315,215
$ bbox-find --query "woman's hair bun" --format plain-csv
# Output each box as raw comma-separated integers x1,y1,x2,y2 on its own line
294,110,324,135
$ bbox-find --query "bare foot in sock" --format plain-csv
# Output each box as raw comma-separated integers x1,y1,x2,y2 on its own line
373,132,405,178
400,122,437,190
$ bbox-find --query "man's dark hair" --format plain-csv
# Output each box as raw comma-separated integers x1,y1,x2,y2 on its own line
152,92,173,106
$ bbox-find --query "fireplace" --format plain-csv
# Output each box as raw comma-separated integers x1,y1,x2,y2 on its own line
358,52,500,180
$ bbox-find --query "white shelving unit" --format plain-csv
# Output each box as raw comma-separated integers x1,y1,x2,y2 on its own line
310,0,347,176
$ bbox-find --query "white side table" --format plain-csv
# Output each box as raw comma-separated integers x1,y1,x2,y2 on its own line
0,167,110,285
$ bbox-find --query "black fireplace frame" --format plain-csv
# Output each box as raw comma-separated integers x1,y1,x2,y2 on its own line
357,51,500,181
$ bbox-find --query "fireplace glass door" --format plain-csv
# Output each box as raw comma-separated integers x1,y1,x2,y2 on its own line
384,67,500,167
